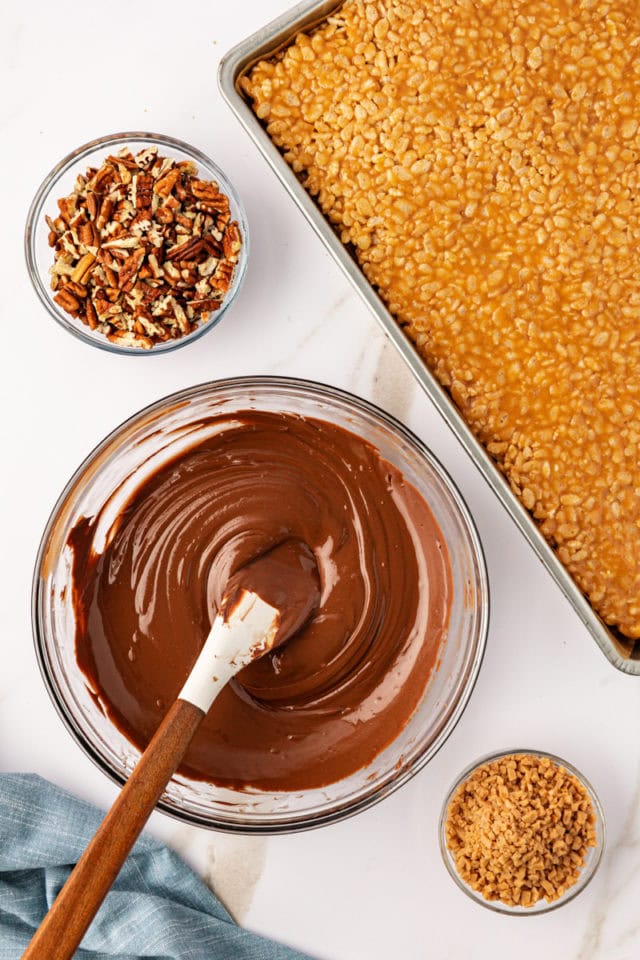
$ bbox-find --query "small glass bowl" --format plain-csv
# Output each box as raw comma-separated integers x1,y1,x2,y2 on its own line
24,132,248,356
33,377,489,834
439,748,605,914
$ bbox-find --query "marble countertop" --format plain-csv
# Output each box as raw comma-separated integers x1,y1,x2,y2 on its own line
2,1,639,957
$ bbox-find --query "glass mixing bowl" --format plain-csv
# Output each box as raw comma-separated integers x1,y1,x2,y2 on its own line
25,132,248,355
33,377,489,833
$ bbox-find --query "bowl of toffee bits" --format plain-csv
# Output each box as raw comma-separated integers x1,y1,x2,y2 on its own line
25,132,248,354
439,749,604,914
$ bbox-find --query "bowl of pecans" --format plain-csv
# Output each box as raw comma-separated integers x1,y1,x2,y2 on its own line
25,132,248,354
439,749,605,915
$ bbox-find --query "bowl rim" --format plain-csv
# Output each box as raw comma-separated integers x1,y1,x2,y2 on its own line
24,130,249,357
32,375,490,833
438,746,606,914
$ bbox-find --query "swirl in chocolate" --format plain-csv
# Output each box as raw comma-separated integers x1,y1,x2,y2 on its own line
69,411,452,791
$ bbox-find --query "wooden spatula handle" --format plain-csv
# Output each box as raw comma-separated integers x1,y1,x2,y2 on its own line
23,698,204,960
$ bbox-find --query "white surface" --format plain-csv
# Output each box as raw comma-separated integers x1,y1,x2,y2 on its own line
1,2,639,958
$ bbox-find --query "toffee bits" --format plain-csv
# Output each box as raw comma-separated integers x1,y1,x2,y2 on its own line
445,753,597,908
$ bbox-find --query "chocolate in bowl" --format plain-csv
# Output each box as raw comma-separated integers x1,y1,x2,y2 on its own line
68,410,452,793
33,377,488,833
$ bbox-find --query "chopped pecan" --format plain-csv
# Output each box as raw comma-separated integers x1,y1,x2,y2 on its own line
140,281,169,303
107,153,138,171
94,297,112,317
223,223,242,258
190,179,222,201
155,205,174,225
107,329,154,349
147,253,164,278
85,300,99,329
168,296,190,333
90,165,115,192
104,285,121,303
154,169,181,197
71,253,96,284
163,262,181,281
174,181,189,202
196,198,229,215
119,247,146,292
135,173,154,210
96,197,114,231
86,192,99,220
64,280,88,299
202,236,223,257
188,298,221,312
198,256,218,277
54,288,81,315
77,221,98,247
57,196,77,223
103,263,119,287
210,261,234,292
102,237,139,250
165,238,206,261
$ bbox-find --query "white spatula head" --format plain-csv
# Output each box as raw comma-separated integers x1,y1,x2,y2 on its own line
179,539,320,713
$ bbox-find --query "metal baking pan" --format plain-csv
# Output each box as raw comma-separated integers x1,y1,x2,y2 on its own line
219,0,640,674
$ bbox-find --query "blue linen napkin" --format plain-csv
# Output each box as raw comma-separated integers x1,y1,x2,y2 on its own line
0,773,313,959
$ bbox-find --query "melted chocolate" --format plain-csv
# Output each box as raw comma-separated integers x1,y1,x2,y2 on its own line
222,538,321,649
69,411,452,791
